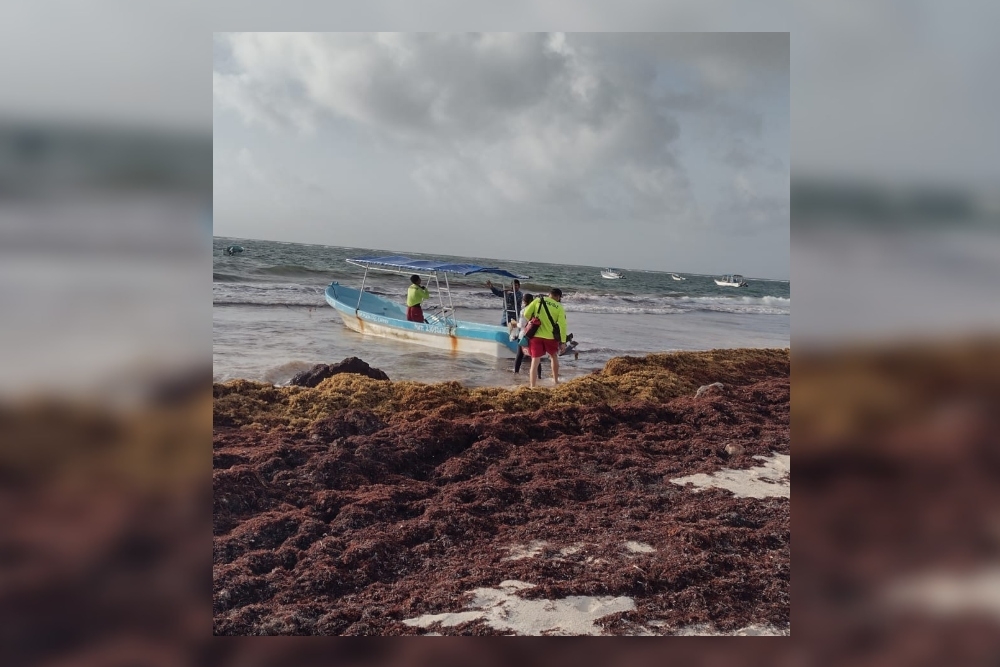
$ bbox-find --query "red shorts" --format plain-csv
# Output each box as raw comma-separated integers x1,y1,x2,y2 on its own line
406,305,425,323
529,337,559,358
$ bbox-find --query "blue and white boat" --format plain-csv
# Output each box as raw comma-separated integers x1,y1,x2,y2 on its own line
325,256,530,358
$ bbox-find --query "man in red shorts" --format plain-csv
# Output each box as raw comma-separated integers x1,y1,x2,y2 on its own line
521,288,568,388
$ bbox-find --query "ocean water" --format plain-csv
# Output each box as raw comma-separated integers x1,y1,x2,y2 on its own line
213,237,789,387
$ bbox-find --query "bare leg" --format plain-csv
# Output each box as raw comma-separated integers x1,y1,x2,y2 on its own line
550,352,560,385
529,356,541,388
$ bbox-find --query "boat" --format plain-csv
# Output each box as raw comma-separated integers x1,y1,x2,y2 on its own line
670,273,685,281
714,274,748,287
223,245,244,256
601,268,624,279
325,256,530,358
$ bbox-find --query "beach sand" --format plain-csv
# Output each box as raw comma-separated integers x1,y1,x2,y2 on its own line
213,348,790,635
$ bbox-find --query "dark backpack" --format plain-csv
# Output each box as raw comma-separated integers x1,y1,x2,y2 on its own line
538,297,561,343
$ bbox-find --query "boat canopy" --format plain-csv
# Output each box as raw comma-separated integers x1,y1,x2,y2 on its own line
347,256,529,280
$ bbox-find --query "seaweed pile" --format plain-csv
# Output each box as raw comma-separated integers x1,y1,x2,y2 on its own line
791,340,1000,661
2,389,211,665
213,349,790,635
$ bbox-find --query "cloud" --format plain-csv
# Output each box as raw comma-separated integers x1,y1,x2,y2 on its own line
214,32,786,233
723,137,785,172
710,170,789,234
235,147,263,183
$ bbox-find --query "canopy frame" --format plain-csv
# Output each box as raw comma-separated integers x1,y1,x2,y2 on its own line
346,256,530,329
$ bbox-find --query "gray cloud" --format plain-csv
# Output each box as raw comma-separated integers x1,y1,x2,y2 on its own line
712,173,790,235
216,33,780,215
723,137,785,172
213,32,788,275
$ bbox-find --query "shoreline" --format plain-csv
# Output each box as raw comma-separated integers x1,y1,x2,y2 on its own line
213,348,790,635
212,305,789,388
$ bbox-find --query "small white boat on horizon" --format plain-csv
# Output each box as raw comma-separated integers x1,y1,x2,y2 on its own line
601,268,625,279
714,274,748,287
670,273,685,281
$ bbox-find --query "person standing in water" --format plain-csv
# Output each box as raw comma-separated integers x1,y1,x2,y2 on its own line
521,288,568,388
486,279,522,326
406,274,430,323
510,293,542,379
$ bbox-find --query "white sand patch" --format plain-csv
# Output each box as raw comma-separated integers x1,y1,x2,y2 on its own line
695,382,724,398
668,623,713,635
503,540,549,561
669,453,790,498
730,624,789,636
403,610,484,628
559,544,584,557
402,580,635,635
884,567,1000,619
653,622,788,636
624,541,655,554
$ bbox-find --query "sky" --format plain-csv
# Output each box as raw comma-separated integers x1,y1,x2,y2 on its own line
213,32,790,279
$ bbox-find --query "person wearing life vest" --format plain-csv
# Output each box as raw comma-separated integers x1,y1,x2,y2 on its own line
521,288,568,387
406,274,430,323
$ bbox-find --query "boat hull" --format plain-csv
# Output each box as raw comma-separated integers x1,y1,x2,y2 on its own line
325,283,516,358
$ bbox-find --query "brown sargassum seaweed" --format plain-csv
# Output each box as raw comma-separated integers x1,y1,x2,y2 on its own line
214,348,789,430
213,348,790,635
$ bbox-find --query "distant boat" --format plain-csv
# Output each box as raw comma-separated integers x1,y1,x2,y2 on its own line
714,274,748,287
670,273,685,281
601,268,625,279
326,256,530,358
223,245,244,256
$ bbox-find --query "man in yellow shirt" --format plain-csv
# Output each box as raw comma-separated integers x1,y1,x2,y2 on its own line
406,274,430,323
521,288,568,387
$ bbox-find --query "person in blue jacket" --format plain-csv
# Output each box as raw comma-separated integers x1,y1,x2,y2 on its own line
485,279,522,326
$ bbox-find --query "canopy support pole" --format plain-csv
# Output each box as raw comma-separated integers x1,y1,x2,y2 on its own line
509,280,520,323
356,267,369,312
515,279,521,321
433,273,444,324
444,273,456,327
